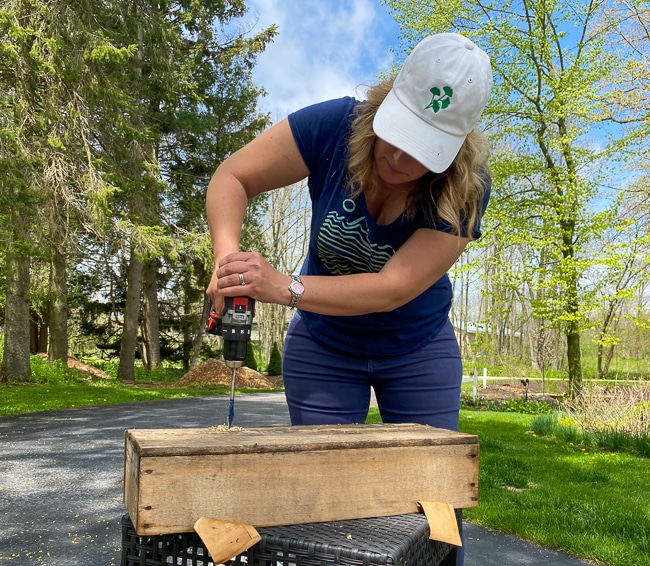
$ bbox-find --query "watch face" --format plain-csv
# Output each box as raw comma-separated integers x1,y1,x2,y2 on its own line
290,280,305,294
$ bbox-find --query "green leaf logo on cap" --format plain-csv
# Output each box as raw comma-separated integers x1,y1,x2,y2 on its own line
425,85,453,113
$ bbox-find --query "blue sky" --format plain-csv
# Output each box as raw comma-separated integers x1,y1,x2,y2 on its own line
245,0,401,119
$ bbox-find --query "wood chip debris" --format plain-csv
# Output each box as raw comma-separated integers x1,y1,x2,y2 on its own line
210,425,245,432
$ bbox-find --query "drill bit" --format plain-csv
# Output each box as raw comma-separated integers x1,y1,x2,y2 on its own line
227,366,237,428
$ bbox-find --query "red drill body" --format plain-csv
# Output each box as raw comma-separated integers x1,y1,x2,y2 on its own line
206,296,255,427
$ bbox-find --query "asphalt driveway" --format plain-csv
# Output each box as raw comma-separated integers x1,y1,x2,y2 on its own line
0,392,597,565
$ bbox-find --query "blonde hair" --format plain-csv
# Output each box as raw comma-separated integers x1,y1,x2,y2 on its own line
347,77,490,238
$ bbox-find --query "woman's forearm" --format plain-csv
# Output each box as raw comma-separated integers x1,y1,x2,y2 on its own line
216,227,467,316
206,169,248,263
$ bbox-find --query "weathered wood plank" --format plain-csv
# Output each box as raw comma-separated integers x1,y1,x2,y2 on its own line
124,424,479,535
126,424,478,456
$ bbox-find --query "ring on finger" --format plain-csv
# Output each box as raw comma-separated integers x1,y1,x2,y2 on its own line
239,273,246,286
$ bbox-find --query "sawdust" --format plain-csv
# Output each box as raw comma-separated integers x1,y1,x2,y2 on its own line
210,425,245,432
175,359,283,389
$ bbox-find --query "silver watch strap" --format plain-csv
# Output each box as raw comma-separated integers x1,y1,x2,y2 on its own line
288,275,303,309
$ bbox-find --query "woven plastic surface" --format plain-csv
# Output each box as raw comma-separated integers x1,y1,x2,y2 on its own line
121,513,458,566
121,516,212,565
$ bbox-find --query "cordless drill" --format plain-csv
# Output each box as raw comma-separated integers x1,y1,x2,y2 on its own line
206,296,256,427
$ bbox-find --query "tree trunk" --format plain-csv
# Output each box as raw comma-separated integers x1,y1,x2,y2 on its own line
566,260,583,397
48,241,68,363
596,299,620,378
188,297,210,370
141,259,162,372
181,260,210,371
529,318,541,372
596,343,604,379
603,344,615,376
30,306,49,354
118,245,143,381
2,225,32,381
566,329,583,398
552,330,562,371
561,211,583,398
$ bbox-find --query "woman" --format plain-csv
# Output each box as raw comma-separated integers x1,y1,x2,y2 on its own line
206,32,492,430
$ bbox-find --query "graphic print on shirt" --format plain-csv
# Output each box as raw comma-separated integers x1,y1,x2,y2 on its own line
317,198,396,274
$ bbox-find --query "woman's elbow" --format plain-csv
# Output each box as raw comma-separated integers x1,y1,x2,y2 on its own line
374,290,413,313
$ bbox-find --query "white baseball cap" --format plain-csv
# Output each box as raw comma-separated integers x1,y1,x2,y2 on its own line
373,33,493,173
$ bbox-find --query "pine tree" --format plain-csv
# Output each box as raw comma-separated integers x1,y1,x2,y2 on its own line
243,343,258,372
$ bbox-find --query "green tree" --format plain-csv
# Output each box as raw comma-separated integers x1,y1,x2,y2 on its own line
0,0,110,379
383,0,634,396
136,2,275,371
0,0,276,381
587,187,650,377
84,0,276,379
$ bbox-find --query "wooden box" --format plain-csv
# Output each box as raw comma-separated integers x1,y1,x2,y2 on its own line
124,423,478,535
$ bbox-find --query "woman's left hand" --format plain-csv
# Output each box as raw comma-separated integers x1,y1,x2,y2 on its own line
217,252,290,306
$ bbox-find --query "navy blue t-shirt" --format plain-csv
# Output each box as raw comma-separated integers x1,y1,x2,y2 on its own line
288,96,490,357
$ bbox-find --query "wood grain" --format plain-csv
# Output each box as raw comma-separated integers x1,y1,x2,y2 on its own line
124,424,479,535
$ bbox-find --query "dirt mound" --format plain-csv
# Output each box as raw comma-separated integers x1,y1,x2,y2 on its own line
36,353,112,380
176,359,283,389
473,379,565,401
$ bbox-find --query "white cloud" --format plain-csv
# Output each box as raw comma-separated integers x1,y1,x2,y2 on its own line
245,0,399,119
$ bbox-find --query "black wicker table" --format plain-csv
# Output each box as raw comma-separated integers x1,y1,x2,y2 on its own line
121,512,460,566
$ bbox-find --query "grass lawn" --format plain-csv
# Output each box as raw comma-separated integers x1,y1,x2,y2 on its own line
459,411,650,566
366,408,649,566
0,380,231,417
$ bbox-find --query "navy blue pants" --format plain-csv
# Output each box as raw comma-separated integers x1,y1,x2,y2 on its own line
282,312,462,429
282,313,465,565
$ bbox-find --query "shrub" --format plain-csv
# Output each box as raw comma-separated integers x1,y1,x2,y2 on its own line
30,356,80,385
461,393,552,414
531,388,650,457
531,413,585,444
593,428,633,453
267,342,282,376
243,343,258,371
633,434,650,458
563,385,650,438
531,413,558,436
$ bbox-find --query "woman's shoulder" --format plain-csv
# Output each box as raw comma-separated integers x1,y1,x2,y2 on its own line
288,97,360,166
289,96,360,131
292,95,360,114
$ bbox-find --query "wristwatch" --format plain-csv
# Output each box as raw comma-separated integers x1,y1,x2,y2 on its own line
288,275,305,310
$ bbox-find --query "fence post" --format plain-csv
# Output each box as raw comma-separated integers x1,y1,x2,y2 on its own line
472,369,478,403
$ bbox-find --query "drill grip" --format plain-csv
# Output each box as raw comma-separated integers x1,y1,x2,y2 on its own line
206,304,222,335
